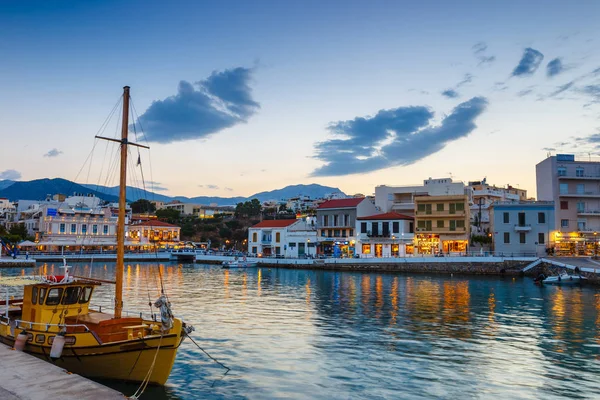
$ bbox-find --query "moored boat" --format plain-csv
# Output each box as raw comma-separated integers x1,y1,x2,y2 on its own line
222,256,257,269
541,272,587,285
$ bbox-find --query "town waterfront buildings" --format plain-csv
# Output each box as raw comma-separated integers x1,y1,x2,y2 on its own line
248,219,317,257
490,201,555,257
355,212,414,257
467,178,527,233
536,154,600,255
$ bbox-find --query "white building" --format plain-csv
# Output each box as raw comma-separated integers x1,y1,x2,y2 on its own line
467,178,527,233
375,178,465,216
248,219,317,258
355,212,414,257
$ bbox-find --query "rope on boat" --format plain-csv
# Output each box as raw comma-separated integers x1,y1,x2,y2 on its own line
129,332,164,399
184,331,231,386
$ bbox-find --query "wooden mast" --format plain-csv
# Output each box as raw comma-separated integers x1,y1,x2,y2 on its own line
114,85,130,319
95,86,149,319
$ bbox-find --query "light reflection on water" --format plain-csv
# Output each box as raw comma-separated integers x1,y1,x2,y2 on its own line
2,262,600,399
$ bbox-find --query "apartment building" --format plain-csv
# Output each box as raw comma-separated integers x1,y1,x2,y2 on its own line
414,194,470,254
355,212,414,257
490,201,554,256
468,178,527,232
316,197,378,257
248,219,316,257
537,154,600,255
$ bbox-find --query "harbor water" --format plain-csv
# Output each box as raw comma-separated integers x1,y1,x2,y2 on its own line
2,262,600,399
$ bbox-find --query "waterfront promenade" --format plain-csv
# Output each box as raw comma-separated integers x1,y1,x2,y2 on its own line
0,343,123,399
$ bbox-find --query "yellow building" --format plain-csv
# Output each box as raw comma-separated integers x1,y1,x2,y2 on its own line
414,194,470,254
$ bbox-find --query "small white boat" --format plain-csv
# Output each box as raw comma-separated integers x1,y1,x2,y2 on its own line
222,257,257,269
169,248,196,262
542,272,587,285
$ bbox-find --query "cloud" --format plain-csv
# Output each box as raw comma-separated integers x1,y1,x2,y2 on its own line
546,58,565,77
581,84,600,103
146,181,168,191
542,147,556,151
135,67,260,143
456,73,473,87
225,187,234,192
518,88,534,97
199,184,220,190
512,48,544,76
0,169,21,180
441,89,459,98
43,148,63,158
472,42,496,66
311,97,488,177
548,81,575,98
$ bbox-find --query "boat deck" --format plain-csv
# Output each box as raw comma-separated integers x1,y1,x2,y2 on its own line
0,342,123,399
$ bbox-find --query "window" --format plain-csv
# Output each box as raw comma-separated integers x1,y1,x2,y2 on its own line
576,167,584,177
560,201,569,210
334,229,340,237
436,203,444,212
449,203,456,214
361,222,367,233
578,221,586,231
103,225,109,234
362,244,371,254
61,286,81,305
558,167,566,176
559,183,568,194
31,287,38,305
538,233,545,244
417,220,426,229
275,247,281,255
344,214,349,226
577,184,585,195
437,220,444,228
503,212,510,224
81,224,87,234
382,222,390,236
456,220,465,228
456,202,465,211
252,246,257,254
577,202,585,212
39,288,47,304
449,220,456,231
538,212,546,223
59,223,65,233
561,219,569,228
504,232,510,243
252,232,257,242
333,215,338,227
92,225,98,234
46,288,64,306
425,204,432,214
518,212,526,226
79,287,93,303
520,232,526,244
349,229,354,237
323,215,329,226
275,232,281,243
417,204,426,212
409,222,414,233
392,221,399,233
426,220,432,230
371,222,379,236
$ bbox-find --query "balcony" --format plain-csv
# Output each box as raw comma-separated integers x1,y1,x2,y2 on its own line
559,191,600,198
415,210,466,217
558,174,600,180
577,209,600,216
514,224,532,232
391,201,414,211
415,227,467,234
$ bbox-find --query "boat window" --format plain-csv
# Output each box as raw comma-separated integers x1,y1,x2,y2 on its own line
32,287,38,305
35,334,45,344
46,288,64,306
61,286,81,305
39,287,47,304
79,286,93,304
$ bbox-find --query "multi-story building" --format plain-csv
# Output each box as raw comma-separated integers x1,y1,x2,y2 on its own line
490,201,555,257
127,219,180,248
316,197,378,257
375,178,465,216
158,201,234,218
537,153,600,255
248,219,316,257
414,194,470,254
355,212,414,257
467,178,527,233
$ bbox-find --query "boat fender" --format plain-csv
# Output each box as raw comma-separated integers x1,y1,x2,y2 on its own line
50,330,66,360
14,330,28,351
154,295,174,332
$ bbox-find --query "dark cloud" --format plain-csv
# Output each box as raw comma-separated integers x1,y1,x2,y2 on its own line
518,88,534,97
512,48,544,76
147,181,168,192
43,148,63,158
547,81,575,98
456,73,473,87
546,58,565,77
0,169,21,180
581,85,600,103
441,89,459,98
205,184,219,190
311,97,488,177
225,187,234,192
472,42,496,66
135,67,260,143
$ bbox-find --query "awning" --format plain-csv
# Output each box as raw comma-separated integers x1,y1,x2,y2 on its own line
17,240,37,247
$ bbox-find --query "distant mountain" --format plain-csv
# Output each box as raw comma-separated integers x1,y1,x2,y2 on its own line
0,180,15,191
1,179,343,206
0,178,119,203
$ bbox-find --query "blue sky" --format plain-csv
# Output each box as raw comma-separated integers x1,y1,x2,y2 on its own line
1,0,600,198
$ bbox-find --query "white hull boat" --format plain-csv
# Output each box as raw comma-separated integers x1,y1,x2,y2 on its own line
542,273,587,285
222,258,257,269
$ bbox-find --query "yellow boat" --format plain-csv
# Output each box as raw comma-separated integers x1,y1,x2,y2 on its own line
0,86,192,386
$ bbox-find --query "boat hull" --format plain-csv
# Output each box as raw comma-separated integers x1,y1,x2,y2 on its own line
0,319,185,385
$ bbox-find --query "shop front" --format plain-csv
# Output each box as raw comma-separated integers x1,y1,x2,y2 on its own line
416,234,440,255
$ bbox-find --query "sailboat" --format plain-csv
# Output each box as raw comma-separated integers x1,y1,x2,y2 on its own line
0,86,193,385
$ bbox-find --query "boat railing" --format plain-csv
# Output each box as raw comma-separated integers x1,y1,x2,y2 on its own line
1,317,91,332
89,303,158,321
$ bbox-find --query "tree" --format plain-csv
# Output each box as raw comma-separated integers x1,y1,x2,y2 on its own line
130,199,156,214
156,208,181,224
9,223,29,241
181,222,195,238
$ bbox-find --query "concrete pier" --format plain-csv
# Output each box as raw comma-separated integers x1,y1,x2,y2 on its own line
0,257,36,268
0,343,124,399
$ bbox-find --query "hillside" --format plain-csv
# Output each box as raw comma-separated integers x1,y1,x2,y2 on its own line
0,178,119,202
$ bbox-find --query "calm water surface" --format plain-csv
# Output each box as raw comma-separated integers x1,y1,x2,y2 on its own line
2,262,600,399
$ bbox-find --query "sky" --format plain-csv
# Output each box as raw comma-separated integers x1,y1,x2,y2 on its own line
1,0,600,199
